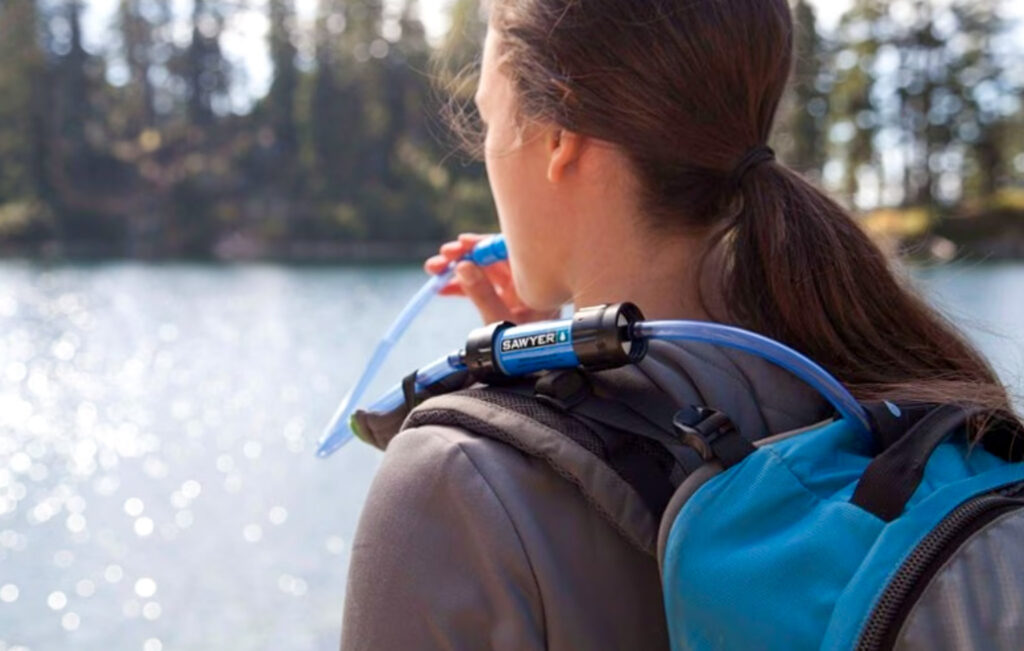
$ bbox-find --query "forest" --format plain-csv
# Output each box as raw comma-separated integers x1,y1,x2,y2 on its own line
0,0,1021,260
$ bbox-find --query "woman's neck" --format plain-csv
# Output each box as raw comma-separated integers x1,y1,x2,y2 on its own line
567,227,714,322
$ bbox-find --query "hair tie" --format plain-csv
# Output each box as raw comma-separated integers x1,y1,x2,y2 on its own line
729,145,775,190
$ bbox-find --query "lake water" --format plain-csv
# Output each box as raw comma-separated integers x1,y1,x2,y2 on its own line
0,261,1021,651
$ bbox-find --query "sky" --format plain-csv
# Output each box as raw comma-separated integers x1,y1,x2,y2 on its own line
75,0,856,112
75,0,1022,114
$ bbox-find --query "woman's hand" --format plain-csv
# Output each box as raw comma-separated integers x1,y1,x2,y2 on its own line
425,233,562,325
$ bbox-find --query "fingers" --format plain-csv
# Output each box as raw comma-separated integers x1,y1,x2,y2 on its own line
424,254,451,275
482,263,514,297
480,263,562,322
454,261,512,324
424,233,507,315
440,241,468,256
437,281,465,297
424,232,486,275
430,251,558,325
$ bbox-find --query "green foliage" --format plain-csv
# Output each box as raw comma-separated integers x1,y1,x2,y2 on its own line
0,0,1019,259
0,0,46,204
773,0,830,179
821,0,1022,209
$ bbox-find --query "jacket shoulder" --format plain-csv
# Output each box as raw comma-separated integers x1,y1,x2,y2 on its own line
403,390,662,554
374,416,670,650
342,423,547,650
365,420,670,650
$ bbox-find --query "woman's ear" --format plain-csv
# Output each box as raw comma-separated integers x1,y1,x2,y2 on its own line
546,128,584,183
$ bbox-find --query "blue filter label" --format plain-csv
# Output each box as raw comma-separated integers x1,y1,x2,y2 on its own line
496,321,577,376
500,327,570,352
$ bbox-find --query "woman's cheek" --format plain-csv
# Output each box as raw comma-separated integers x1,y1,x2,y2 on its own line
485,126,569,311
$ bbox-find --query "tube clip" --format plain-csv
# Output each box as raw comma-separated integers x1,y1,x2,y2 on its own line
672,406,755,469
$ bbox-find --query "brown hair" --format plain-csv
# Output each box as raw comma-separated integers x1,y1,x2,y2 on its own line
440,0,1015,432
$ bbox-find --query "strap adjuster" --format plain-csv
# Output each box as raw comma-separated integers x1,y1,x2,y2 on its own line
672,406,755,468
401,370,420,412
534,368,592,410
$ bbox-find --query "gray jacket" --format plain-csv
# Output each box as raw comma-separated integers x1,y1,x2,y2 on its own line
340,339,832,650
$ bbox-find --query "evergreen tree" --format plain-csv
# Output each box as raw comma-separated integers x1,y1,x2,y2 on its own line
267,0,300,157
185,0,229,126
429,0,495,235
776,0,830,179
0,0,47,208
832,0,884,204
309,0,370,216
118,0,156,128
951,0,1019,197
0,0,48,252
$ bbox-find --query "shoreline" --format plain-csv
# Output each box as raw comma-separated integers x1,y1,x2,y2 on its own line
0,240,445,265
2,232,1023,265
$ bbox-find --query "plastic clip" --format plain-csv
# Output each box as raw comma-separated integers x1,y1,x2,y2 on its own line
672,406,754,469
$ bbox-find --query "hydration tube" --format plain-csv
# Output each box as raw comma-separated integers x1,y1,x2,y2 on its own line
343,303,873,449
315,234,508,458
632,320,871,434
346,352,468,418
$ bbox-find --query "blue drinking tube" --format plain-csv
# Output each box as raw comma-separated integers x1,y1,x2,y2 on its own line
339,303,873,451
632,320,871,434
346,352,468,418
315,234,508,458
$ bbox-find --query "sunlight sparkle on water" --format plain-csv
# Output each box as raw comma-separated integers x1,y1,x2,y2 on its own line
0,262,1013,649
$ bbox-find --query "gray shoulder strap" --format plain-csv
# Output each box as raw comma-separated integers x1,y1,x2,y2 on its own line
403,389,665,556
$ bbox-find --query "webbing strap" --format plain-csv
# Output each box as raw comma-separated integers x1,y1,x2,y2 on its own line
557,397,704,476
852,405,1024,521
399,367,711,519
533,369,704,476
428,370,697,518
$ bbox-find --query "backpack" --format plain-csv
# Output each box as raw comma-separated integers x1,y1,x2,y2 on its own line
355,362,1024,650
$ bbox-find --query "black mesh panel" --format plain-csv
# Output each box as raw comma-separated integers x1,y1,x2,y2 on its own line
405,386,681,520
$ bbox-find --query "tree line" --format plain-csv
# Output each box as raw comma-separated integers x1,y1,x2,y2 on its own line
0,0,1020,259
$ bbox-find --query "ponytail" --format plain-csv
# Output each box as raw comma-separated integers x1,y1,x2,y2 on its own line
717,156,1011,417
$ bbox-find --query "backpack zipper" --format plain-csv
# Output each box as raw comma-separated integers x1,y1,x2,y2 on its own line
856,482,1024,650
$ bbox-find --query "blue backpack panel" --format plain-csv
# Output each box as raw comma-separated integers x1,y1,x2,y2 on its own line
659,406,1024,650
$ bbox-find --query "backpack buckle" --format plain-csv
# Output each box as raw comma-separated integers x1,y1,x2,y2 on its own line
672,406,755,468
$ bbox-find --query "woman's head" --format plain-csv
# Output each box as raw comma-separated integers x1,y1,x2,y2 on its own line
471,0,796,311
447,0,1014,425
484,0,793,222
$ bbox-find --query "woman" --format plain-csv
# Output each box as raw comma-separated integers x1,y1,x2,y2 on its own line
340,0,1011,648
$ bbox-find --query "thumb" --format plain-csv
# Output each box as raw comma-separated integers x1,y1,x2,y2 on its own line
455,261,513,324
